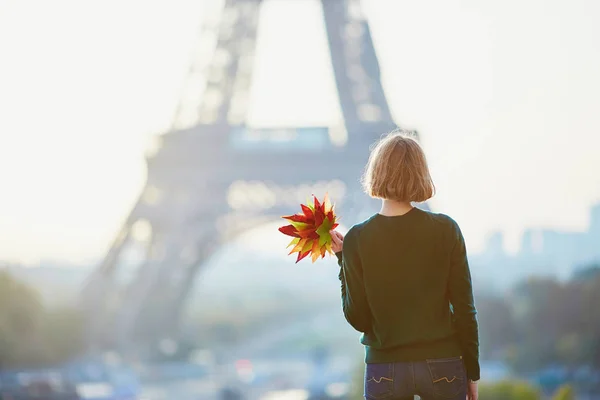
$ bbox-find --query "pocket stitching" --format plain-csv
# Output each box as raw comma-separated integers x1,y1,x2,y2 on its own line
432,376,460,383
367,376,393,384
365,363,394,399
426,359,464,399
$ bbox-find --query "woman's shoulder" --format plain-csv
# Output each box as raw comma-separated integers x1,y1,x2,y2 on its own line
426,210,458,225
344,214,379,242
346,217,372,237
419,209,462,233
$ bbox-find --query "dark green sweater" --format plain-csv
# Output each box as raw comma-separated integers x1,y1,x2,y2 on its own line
336,207,480,381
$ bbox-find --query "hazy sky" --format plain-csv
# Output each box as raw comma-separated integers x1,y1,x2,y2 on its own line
1,0,599,264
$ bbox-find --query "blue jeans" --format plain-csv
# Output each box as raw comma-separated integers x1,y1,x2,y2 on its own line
364,356,467,400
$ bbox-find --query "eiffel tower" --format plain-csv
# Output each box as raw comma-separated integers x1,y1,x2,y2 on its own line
82,0,409,357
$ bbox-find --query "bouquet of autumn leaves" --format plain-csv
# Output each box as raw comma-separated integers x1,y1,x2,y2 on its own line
278,194,339,263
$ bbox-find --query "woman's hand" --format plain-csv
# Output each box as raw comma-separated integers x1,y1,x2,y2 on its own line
467,381,478,400
330,230,344,253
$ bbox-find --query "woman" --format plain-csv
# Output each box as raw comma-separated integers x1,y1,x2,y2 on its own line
330,132,480,400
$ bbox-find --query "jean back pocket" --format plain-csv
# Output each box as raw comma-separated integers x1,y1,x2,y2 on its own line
426,356,466,399
364,362,394,399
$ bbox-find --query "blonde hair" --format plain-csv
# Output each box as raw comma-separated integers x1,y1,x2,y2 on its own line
361,130,435,203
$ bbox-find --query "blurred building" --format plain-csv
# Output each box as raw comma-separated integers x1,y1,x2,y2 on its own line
472,203,600,290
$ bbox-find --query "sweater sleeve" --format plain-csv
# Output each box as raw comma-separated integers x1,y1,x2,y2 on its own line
335,229,371,333
448,221,480,381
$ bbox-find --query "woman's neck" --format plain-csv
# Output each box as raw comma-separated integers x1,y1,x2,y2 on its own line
379,199,414,216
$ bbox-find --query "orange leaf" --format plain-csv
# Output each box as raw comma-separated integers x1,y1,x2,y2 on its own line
289,238,307,255
309,240,319,262
301,239,313,254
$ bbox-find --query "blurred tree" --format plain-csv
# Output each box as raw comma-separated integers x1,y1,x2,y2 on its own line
0,271,84,369
476,294,517,358
552,384,575,400
41,307,85,363
0,271,45,368
507,268,600,374
478,380,541,400
507,277,561,373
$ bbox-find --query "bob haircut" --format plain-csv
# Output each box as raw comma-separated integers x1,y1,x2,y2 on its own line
361,130,435,203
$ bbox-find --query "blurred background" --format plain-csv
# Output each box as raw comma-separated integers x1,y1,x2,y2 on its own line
1,0,600,399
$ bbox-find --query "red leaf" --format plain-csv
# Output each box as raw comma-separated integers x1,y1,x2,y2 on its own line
301,204,314,219
296,250,310,263
278,225,300,237
282,213,310,223
313,195,321,211
314,208,325,227
298,230,319,239
326,211,335,222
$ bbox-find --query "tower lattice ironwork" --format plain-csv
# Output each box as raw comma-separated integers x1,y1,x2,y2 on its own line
81,0,409,357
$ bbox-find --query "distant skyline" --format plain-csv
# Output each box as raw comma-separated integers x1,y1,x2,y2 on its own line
1,0,600,264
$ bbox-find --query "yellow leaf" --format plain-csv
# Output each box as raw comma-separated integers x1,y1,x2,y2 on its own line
323,193,333,214
286,237,300,249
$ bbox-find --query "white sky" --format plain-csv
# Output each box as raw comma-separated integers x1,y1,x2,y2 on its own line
1,0,600,265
